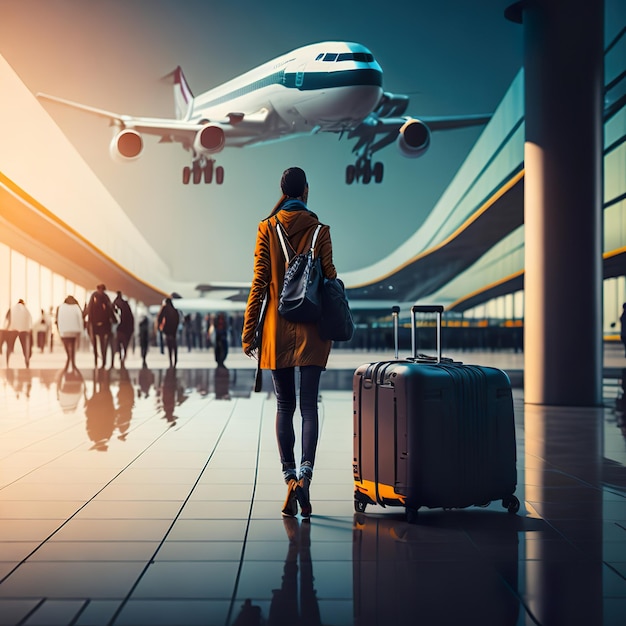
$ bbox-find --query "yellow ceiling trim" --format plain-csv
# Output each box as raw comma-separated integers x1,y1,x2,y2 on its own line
0,170,168,298
349,169,526,289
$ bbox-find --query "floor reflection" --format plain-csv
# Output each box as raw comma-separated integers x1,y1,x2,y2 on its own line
352,511,546,626
55,367,85,412
3,366,32,399
233,519,321,626
116,367,134,441
0,368,625,625
613,367,626,437
138,363,155,398
85,367,116,451
525,401,615,625
0,366,262,449
157,366,188,425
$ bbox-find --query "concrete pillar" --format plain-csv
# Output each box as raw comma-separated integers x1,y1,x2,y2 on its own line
507,0,605,405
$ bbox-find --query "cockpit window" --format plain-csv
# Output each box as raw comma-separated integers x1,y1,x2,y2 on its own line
318,51,375,62
337,52,374,62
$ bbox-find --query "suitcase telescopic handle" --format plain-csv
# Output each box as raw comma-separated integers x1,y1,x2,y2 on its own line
391,306,400,360
411,304,443,363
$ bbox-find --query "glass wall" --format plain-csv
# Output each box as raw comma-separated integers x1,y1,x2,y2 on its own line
1,245,90,325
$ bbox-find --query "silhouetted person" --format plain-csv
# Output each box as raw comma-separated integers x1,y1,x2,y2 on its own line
33,309,49,353
617,369,626,437
84,284,116,369
5,299,33,368
138,314,151,366
193,313,203,349
113,291,134,367
184,314,194,351
619,302,626,355
157,298,180,368
48,306,56,352
214,311,229,366
56,295,84,372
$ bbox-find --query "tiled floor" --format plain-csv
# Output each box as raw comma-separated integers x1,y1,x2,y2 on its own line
0,346,625,625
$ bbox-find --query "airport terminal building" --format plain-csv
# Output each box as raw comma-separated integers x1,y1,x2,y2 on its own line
1,29,625,342
1,6,626,626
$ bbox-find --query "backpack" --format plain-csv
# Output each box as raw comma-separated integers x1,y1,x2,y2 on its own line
276,222,323,323
89,292,112,325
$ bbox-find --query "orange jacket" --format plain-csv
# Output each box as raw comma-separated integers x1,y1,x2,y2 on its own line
242,203,337,370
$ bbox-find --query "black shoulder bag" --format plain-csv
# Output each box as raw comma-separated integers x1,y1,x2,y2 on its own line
275,222,323,323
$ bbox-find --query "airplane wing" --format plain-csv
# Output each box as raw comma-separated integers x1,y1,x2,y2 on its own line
37,90,272,184
343,91,491,184
36,93,270,146
37,93,203,140
418,113,492,131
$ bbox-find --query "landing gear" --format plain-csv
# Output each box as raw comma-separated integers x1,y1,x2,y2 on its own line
192,162,202,184
345,157,384,185
182,159,224,185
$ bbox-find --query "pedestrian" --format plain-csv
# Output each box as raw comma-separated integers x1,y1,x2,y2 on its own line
619,302,626,355
184,314,194,352
4,299,33,367
84,284,116,369
241,167,337,520
56,295,85,372
214,312,229,366
33,309,49,353
157,297,181,367
48,306,56,352
138,314,151,366
113,291,135,367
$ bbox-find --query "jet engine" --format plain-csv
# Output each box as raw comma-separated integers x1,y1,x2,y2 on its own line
193,124,226,155
110,128,143,161
396,118,430,158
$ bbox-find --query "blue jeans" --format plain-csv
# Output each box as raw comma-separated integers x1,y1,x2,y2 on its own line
271,366,323,473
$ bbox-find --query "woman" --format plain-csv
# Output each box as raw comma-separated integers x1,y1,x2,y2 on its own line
4,299,33,368
242,167,337,519
56,295,85,372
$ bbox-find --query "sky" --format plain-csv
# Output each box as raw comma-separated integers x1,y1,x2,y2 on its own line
0,0,613,287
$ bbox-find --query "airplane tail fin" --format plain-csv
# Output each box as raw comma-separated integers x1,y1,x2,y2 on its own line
164,66,194,120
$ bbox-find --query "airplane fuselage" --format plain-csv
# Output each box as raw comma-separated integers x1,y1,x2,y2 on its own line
189,42,384,146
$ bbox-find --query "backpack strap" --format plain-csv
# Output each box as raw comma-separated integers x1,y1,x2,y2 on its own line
275,220,322,264
275,220,293,263
309,224,322,258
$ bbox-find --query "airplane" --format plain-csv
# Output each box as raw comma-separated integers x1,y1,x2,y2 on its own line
37,41,490,186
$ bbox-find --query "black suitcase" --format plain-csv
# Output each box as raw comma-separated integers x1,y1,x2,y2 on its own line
353,305,519,522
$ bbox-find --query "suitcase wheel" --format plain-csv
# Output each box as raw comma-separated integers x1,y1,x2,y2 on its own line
354,500,367,513
354,491,370,513
354,499,367,513
502,495,520,514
